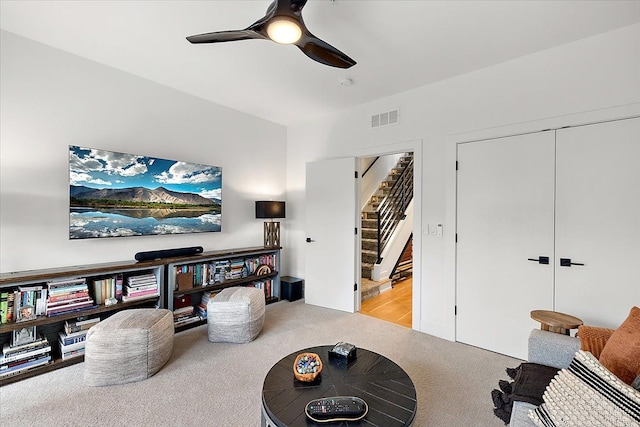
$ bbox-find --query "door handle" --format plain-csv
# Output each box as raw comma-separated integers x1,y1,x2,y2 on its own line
306,238,315,243
527,256,549,265
560,258,584,267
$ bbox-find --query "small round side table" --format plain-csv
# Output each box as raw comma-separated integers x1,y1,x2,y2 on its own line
530,310,583,335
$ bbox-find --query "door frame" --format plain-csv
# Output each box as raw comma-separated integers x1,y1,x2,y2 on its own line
354,139,423,330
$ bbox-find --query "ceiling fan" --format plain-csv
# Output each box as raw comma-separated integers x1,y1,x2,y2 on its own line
186,0,356,69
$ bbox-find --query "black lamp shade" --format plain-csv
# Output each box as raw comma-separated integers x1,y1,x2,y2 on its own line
255,201,286,219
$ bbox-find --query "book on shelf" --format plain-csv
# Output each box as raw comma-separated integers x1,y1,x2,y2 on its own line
61,348,85,361
59,339,86,354
127,273,157,285
46,296,93,308
47,290,89,303
58,329,88,346
0,355,51,379
0,344,52,365
125,283,158,292
173,315,203,327
124,287,159,298
47,284,88,295
46,299,96,316
46,278,86,289
173,306,194,317
4,292,16,323
121,292,159,303
2,337,49,356
115,274,123,301
0,292,7,324
65,317,100,334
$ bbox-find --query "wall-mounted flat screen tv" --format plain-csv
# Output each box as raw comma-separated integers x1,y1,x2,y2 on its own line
69,145,222,239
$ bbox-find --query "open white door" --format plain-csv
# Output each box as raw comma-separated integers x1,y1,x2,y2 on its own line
305,157,358,313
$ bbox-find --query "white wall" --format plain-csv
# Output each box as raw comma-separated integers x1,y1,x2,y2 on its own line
285,24,640,340
0,31,287,272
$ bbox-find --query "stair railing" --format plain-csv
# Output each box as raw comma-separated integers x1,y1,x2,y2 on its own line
390,233,413,281
375,156,413,263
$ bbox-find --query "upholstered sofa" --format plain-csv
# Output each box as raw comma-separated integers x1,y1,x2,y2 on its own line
508,330,579,426
506,307,640,427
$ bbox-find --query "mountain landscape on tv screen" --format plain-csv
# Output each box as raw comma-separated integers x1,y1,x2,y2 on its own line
69,146,222,239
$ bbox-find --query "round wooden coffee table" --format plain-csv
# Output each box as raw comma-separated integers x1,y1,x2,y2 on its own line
530,310,583,335
261,345,416,427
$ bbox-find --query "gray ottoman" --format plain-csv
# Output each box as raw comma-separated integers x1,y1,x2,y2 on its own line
207,286,265,343
84,308,174,386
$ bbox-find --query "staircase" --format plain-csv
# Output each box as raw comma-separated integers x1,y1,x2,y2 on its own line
361,153,414,301
390,234,413,283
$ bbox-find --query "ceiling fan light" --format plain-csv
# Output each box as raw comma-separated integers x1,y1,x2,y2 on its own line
266,17,302,44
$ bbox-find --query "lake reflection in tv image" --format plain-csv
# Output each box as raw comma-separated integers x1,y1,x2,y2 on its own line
69,146,222,239
70,208,221,239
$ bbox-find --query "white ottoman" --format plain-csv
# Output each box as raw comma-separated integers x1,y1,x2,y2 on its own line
84,308,174,386
207,287,265,343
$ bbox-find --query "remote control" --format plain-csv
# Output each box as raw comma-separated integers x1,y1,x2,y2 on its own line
304,396,368,423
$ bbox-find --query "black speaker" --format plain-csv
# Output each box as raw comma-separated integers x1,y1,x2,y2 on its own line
135,246,203,262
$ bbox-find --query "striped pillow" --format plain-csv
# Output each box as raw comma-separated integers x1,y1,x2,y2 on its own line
529,350,640,427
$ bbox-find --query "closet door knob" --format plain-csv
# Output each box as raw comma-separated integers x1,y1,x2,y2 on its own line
527,256,549,264
560,258,584,267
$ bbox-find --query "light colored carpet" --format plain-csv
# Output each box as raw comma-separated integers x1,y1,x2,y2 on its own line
0,300,519,426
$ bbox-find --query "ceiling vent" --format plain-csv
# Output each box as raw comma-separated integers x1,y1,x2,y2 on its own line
371,109,400,129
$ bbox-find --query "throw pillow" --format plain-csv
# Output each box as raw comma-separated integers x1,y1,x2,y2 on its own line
577,325,615,359
599,306,640,385
529,350,640,427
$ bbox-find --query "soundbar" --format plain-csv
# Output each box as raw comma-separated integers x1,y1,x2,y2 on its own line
135,246,204,262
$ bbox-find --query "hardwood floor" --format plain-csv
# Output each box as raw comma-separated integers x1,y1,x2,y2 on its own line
359,278,412,328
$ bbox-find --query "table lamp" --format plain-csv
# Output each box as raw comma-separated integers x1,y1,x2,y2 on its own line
255,201,285,247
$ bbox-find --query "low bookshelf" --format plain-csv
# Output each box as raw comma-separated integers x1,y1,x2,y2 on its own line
0,246,281,384
0,259,164,386
165,246,280,332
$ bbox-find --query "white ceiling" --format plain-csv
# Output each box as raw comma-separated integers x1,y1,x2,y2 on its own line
2,0,640,126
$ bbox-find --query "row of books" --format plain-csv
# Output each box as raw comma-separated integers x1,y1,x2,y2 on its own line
196,290,220,319
247,279,275,299
0,286,48,324
173,254,278,290
46,278,96,317
1,272,161,325
58,326,92,361
53,318,99,361
172,290,222,326
245,254,278,276
0,335,51,379
91,275,123,305
122,273,159,302
0,316,101,378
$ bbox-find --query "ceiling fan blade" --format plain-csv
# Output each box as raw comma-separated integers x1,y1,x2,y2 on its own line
186,29,266,44
187,3,275,44
296,33,356,69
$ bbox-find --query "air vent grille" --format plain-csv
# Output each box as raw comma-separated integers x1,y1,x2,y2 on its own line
371,108,400,129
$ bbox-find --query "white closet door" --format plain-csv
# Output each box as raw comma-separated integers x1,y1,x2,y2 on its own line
456,132,555,359
555,117,640,328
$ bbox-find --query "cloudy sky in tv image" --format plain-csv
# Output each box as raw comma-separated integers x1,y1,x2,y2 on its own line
69,145,221,200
